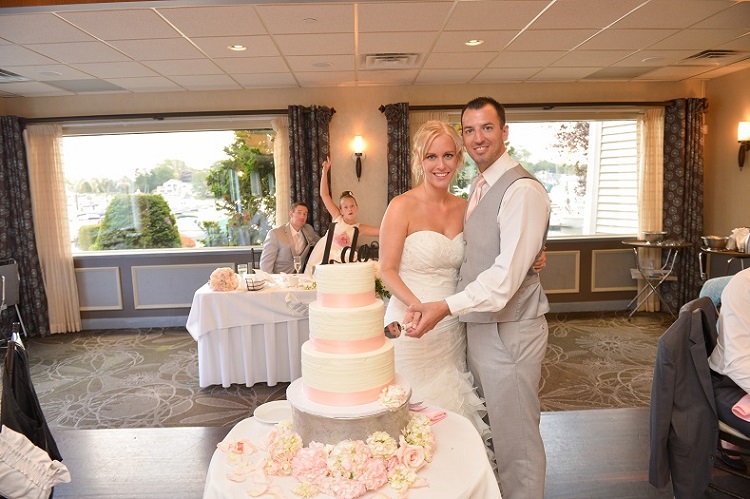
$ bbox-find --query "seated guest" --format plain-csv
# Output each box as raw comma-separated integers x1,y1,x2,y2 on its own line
259,201,320,274
708,267,750,468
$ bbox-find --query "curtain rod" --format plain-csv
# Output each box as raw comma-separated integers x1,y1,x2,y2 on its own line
409,101,672,111
20,107,336,125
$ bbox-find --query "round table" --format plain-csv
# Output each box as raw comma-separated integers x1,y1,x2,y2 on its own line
203,404,501,499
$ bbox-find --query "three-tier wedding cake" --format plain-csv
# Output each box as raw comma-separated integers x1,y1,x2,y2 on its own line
286,261,411,444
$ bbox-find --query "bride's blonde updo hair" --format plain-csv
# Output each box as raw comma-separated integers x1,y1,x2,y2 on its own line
411,121,465,184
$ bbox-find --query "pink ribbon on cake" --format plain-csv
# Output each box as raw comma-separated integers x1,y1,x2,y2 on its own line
317,290,375,308
310,336,385,354
303,379,394,407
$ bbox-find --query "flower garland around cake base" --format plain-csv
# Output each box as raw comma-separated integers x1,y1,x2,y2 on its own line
218,413,435,499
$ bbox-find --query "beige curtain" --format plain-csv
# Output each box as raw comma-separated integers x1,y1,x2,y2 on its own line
271,117,290,227
24,124,81,333
636,108,665,312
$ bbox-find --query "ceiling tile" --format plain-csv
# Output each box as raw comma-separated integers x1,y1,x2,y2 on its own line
286,54,354,72
190,36,279,58
531,0,645,29
715,34,750,51
359,32,437,55
648,29,749,51
356,69,418,86
359,2,451,32
423,52,496,69
256,4,353,34
415,68,479,84
691,2,750,29
105,76,184,92
233,73,298,88
579,29,677,50
167,74,242,90
432,30,518,53
612,50,697,67
213,57,289,74
58,9,179,40
447,1,550,30
141,59,223,76
274,33,353,56
582,66,655,80
2,64,94,81
0,44,59,66
72,62,158,79
0,80,72,96
473,67,542,81
25,41,131,64
0,13,94,44
158,5,266,37
507,29,599,51
612,0,734,29
295,71,356,87
488,50,566,68
551,50,634,67
43,79,126,93
635,65,714,80
109,38,205,61
530,67,599,80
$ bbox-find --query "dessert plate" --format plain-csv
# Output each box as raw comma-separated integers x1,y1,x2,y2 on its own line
254,400,292,424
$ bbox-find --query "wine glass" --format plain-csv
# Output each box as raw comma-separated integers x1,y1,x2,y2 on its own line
237,264,248,276
293,256,302,274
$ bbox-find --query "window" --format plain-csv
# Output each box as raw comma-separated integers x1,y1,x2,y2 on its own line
448,116,640,238
62,127,276,252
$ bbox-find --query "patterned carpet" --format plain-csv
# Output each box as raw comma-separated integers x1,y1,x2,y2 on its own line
5,311,673,430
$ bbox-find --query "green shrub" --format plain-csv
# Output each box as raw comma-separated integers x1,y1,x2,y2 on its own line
92,194,181,250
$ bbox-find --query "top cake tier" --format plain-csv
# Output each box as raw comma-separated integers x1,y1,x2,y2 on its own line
314,261,376,307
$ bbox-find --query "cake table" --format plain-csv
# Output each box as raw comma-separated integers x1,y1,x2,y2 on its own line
203,403,501,499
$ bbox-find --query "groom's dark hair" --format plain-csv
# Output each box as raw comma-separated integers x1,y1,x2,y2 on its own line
461,97,506,126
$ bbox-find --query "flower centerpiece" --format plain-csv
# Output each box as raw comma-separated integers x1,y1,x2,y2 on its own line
209,267,239,292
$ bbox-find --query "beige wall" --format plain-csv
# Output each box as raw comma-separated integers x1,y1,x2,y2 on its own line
704,67,750,236
5,79,704,228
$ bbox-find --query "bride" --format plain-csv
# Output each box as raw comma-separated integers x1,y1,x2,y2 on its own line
379,120,488,442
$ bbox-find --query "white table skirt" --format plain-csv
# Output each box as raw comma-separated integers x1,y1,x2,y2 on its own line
187,282,316,388
203,408,502,499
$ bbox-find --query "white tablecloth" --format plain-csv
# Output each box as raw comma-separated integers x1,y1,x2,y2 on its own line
186,282,316,387
203,407,501,499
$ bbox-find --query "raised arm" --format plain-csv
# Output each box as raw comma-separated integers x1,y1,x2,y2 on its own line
320,157,340,219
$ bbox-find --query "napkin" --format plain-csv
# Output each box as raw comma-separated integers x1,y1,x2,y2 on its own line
731,394,750,422
410,403,447,424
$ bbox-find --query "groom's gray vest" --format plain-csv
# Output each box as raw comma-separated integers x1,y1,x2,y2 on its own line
457,164,549,324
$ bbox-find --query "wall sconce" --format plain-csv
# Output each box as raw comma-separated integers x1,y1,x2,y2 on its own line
352,135,365,181
739,121,750,171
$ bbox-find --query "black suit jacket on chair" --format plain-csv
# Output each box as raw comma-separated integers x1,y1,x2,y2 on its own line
649,296,719,499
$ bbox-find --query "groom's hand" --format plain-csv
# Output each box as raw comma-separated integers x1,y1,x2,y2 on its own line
405,301,450,338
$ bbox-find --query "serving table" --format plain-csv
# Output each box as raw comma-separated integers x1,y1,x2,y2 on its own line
203,405,501,499
186,280,315,388
698,247,750,279
622,239,691,318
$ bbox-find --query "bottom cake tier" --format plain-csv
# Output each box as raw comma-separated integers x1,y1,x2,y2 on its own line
286,377,411,445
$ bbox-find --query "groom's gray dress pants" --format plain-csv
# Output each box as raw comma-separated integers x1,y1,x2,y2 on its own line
466,316,548,499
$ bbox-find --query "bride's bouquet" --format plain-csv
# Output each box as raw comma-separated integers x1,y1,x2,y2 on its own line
209,267,239,292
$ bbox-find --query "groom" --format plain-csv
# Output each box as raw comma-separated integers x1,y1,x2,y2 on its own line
406,96,551,499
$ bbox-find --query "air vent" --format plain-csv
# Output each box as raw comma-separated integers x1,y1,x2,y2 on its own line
362,53,421,70
0,69,30,83
686,50,739,60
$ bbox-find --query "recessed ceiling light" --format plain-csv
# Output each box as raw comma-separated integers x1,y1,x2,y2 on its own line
228,44,247,52
39,70,63,77
641,56,663,63
312,62,333,68
465,39,484,47
302,17,318,23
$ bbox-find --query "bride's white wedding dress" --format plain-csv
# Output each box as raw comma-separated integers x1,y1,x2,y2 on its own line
384,231,491,445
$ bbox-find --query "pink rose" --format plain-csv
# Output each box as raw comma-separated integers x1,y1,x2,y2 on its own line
334,232,351,248
397,443,426,471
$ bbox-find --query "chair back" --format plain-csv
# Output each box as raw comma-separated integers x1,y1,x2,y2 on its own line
699,276,733,309
0,259,20,310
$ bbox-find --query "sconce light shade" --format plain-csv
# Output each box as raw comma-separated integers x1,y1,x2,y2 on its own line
739,122,750,171
352,135,365,181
